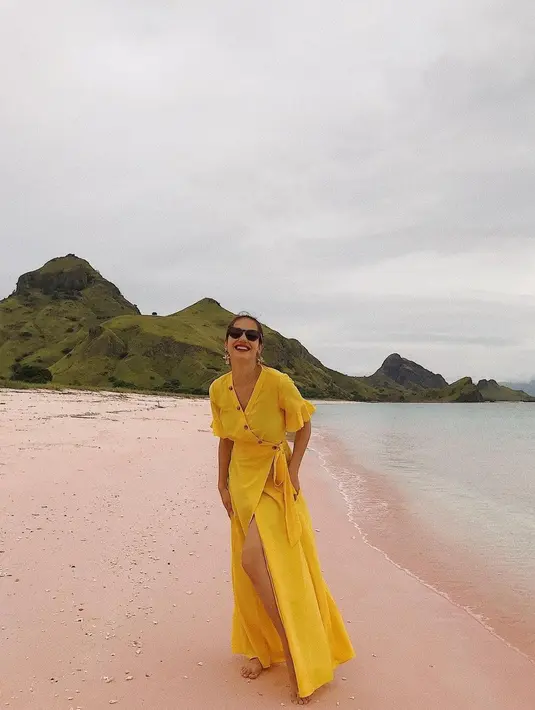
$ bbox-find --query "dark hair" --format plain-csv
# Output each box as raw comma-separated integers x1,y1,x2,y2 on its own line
226,311,264,343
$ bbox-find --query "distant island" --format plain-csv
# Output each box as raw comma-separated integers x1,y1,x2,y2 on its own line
1,255,533,403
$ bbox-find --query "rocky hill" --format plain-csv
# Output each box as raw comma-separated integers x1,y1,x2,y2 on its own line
0,255,138,382
1,255,534,403
368,353,448,390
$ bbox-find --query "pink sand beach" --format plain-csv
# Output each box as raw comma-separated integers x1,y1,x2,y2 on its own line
1,389,534,709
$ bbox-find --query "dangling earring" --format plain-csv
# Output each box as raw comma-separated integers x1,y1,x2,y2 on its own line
256,352,264,365
224,350,230,366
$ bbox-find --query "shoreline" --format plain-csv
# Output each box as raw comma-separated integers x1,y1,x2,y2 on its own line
312,426,535,664
1,390,535,709
2,382,534,405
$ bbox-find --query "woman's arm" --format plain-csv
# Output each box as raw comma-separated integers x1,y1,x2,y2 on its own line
288,420,312,493
218,438,234,517
218,438,234,490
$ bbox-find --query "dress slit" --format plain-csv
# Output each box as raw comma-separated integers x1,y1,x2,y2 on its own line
246,514,291,667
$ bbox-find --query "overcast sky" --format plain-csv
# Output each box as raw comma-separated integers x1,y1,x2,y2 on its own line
1,1,534,382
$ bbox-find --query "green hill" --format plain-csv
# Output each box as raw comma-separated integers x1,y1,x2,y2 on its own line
1,255,534,403
50,296,376,398
420,377,484,403
0,255,138,382
476,379,534,402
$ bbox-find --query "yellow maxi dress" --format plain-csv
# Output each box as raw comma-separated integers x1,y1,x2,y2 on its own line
209,365,355,698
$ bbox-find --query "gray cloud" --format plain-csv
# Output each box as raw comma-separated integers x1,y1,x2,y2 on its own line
1,0,534,381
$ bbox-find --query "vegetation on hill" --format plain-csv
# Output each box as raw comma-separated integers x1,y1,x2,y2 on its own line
0,255,138,384
1,255,533,403
477,379,534,402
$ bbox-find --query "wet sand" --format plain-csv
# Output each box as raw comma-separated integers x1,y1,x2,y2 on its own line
1,389,534,709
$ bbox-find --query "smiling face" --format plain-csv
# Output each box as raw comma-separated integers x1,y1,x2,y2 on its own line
225,316,263,366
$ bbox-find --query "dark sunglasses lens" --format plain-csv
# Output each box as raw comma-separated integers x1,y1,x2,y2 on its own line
245,330,260,342
227,327,243,339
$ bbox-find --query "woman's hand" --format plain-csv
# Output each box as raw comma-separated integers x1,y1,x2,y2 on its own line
288,461,300,496
219,486,233,518
288,421,311,497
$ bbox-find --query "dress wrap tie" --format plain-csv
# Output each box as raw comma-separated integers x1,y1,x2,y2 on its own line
270,442,302,547
230,437,302,548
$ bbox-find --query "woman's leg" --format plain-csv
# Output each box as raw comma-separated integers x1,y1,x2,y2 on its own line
241,517,310,705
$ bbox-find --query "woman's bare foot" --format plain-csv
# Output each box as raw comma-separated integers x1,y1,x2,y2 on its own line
287,656,311,705
241,657,263,680
291,688,311,705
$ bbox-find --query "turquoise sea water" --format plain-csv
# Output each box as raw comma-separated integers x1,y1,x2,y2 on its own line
312,402,535,659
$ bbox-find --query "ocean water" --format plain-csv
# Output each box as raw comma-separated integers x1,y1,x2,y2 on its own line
312,402,535,660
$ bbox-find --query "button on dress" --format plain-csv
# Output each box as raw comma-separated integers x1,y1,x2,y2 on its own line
209,366,355,698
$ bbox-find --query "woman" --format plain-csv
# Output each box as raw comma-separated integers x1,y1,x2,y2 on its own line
209,313,355,705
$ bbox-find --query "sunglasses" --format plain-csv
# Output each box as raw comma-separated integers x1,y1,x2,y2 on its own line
226,326,262,342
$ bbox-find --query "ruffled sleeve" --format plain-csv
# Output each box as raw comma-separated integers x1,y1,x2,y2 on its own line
209,383,224,438
278,374,316,432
